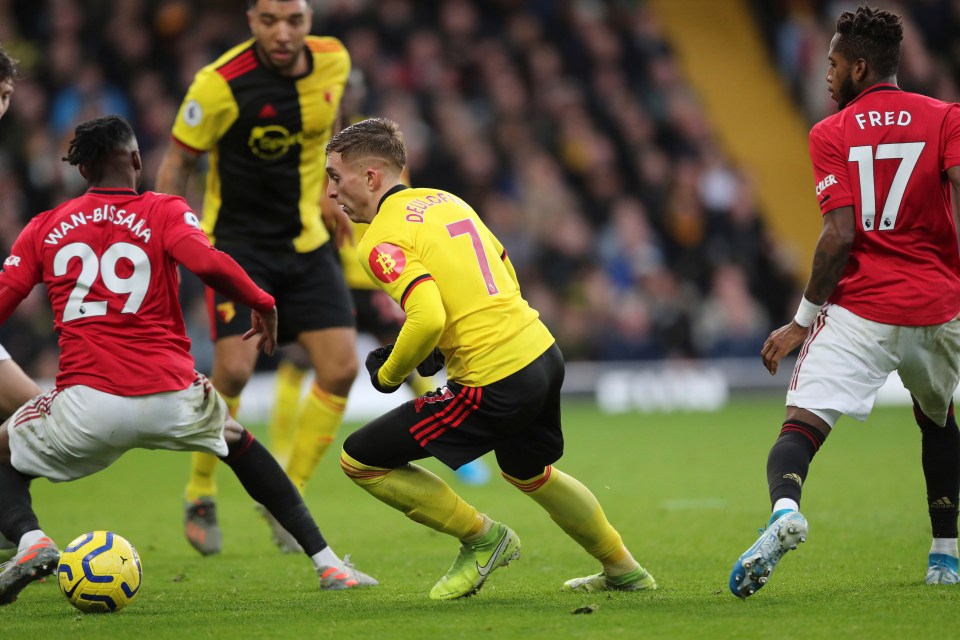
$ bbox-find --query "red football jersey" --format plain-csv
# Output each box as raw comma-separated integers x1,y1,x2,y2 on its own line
0,188,217,394
809,84,960,325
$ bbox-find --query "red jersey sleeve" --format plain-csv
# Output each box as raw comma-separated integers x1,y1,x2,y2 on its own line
0,218,43,297
168,234,275,313
809,122,855,215
941,104,960,171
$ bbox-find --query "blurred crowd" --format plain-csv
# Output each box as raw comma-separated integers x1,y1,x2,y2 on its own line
753,0,960,124
8,0,951,379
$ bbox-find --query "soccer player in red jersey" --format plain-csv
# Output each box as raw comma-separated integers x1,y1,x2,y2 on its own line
0,115,375,605
0,45,45,562
730,5,960,598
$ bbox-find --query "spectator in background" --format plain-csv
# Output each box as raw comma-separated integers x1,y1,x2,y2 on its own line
0,0,836,379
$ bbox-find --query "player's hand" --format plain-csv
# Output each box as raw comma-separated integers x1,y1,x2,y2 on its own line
365,345,401,393
760,321,809,376
243,306,278,356
416,347,445,377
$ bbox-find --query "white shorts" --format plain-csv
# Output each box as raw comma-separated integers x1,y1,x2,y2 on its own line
0,343,11,361
787,304,960,428
8,374,229,482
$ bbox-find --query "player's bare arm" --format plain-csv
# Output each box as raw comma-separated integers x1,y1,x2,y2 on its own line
156,142,202,197
761,206,855,375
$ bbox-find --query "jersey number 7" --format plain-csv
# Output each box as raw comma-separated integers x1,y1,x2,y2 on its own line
446,219,499,296
847,142,924,232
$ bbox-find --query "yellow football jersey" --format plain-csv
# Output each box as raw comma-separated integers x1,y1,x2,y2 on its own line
358,186,555,386
171,36,350,253
339,221,377,290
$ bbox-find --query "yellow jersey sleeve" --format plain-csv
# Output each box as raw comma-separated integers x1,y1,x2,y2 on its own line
171,65,239,153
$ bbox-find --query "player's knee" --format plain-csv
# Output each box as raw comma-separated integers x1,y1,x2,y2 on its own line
315,365,356,396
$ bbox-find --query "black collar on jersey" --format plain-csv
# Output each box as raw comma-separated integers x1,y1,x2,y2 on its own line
377,184,409,214
87,188,138,196
847,83,901,108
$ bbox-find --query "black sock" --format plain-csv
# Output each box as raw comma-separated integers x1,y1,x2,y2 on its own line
766,420,826,510
219,430,327,556
914,398,960,539
0,462,37,544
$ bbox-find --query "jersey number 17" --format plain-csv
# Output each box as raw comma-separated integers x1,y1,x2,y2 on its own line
847,142,924,232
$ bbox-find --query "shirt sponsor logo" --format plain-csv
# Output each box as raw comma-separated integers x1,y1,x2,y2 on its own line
182,100,203,127
3,255,20,268
369,243,406,283
247,125,325,160
815,174,837,196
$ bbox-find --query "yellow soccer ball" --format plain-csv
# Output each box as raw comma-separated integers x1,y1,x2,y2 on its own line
57,531,143,613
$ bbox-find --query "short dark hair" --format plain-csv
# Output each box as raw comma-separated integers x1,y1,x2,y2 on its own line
0,45,18,84
326,117,407,171
63,116,136,179
834,4,903,78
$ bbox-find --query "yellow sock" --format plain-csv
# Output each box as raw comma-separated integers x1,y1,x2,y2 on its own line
341,449,484,538
185,394,239,502
409,373,436,397
269,360,308,465
285,385,347,493
504,466,638,575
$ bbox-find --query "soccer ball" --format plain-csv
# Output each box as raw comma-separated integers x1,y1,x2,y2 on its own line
57,531,143,613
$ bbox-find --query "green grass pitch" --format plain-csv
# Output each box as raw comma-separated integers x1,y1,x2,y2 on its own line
3,396,960,638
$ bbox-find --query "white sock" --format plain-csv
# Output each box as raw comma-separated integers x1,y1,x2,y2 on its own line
773,498,799,513
311,546,341,571
931,538,958,557
17,529,47,553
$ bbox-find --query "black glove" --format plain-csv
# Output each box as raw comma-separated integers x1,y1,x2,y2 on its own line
365,345,401,394
416,347,445,377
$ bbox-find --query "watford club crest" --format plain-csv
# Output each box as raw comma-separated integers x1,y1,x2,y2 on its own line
216,301,236,324
369,243,406,283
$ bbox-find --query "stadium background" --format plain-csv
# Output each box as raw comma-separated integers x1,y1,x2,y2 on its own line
0,0,957,416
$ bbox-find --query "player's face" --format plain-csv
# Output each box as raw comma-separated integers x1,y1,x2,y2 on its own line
826,34,857,110
326,152,374,223
248,0,312,74
0,79,13,119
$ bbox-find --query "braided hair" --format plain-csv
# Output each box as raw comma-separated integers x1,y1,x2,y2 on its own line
63,115,136,182
835,4,903,78
0,45,17,84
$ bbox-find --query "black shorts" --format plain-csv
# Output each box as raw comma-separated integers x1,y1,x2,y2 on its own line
343,343,565,480
207,241,355,344
352,288,405,341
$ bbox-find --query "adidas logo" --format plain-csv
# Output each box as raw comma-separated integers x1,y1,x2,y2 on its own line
783,473,803,488
258,104,277,119
931,497,955,509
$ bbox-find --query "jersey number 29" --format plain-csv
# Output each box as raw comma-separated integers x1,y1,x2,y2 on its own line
54,242,151,322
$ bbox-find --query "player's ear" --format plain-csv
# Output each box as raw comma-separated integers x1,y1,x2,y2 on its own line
366,165,381,192
132,150,142,172
852,57,868,83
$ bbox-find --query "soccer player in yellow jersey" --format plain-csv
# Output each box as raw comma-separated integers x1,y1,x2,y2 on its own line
270,177,493,486
325,117,656,599
156,0,365,561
